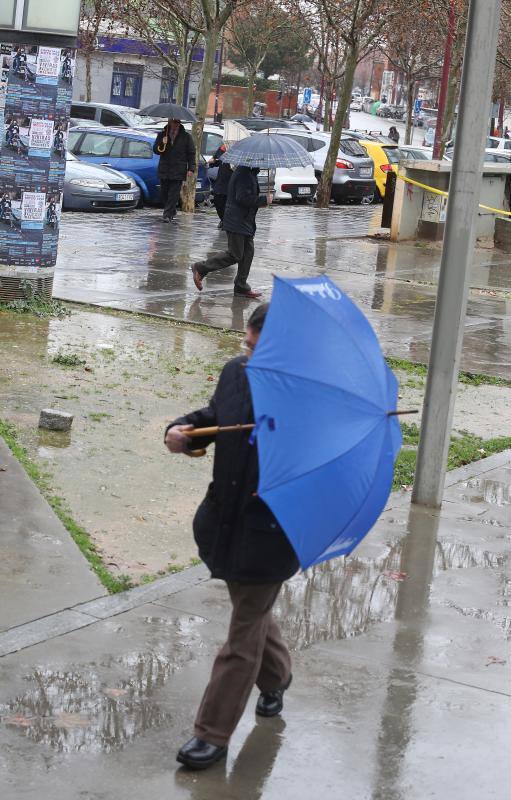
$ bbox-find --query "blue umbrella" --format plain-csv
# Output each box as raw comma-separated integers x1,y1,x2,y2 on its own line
245,276,403,569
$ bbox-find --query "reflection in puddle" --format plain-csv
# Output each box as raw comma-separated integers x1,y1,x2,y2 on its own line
276,526,508,650
0,651,177,753
460,477,511,506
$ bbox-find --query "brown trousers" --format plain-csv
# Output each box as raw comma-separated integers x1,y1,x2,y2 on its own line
194,581,291,746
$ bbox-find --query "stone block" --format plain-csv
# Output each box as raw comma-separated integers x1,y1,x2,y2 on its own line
38,409,73,432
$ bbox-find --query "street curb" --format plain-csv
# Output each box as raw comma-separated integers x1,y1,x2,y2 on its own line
1,449,509,660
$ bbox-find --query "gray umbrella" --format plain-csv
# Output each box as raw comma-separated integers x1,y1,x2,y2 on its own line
139,102,197,122
221,133,313,168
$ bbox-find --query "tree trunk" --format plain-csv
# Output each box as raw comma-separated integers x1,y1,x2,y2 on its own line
85,51,92,102
405,76,414,145
180,23,219,213
316,46,357,208
441,58,461,155
247,67,256,116
323,90,331,132
176,60,187,104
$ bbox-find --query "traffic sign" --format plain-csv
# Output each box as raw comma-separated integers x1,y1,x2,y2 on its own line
414,98,423,115
303,87,312,105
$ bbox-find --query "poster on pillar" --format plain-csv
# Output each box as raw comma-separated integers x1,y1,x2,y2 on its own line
0,43,74,270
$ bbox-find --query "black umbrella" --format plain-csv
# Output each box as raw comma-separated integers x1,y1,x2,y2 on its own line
139,102,197,122
221,133,312,168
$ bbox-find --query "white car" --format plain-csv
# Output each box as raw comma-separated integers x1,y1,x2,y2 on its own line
273,165,317,202
350,98,363,112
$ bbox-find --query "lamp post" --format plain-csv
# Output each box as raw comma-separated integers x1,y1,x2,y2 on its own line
0,0,81,302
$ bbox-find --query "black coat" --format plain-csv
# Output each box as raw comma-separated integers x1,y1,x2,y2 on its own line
213,162,233,197
223,166,267,237
166,356,299,584
153,123,196,181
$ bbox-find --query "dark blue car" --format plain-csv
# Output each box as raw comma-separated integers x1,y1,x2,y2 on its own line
67,127,210,206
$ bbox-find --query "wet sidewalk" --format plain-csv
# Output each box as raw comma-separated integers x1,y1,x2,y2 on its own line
1,450,510,799
55,206,511,379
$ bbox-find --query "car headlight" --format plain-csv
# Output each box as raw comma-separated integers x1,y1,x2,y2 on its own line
129,178,137,189
69,179,108,188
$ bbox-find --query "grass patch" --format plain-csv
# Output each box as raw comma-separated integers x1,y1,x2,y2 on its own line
52,352,86,368
386,356,510,388
0,282,70,318
393,425,511,490
0,418,132,594
89,412,113,422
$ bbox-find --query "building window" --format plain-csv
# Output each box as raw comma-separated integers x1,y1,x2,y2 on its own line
160,67,176,104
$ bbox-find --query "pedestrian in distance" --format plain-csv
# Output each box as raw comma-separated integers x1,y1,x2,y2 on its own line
164,303,298,771
209,143,232,229
153,118,196,223
505,126,510,140
388,126,400,144
191,165,270,299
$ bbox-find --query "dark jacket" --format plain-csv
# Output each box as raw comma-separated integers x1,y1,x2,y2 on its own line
166,356,299,584
153,123,196,180
223,166,267,237
210,147,233,197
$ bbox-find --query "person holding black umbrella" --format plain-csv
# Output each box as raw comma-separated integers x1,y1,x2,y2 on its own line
153,118,196,223
209,143,233,229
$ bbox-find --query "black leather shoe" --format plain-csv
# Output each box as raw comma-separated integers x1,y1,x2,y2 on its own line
256,673,292,717
177,736,227,770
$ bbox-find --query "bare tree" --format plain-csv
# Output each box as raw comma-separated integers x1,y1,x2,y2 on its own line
79,1,119,101
227,0,290,116
381,1,442,144
123,1,200,104
315,0,392,208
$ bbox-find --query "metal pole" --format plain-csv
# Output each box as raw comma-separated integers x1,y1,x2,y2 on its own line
412,0,502,508
433,0,456,159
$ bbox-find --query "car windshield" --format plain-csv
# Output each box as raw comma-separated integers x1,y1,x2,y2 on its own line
123,110,157,126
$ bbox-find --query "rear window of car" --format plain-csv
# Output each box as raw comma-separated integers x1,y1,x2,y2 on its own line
339,138,366,157
71,104,96,120
308,137,326,151
77,133,124,157
124,139,153,159
382,146,401,164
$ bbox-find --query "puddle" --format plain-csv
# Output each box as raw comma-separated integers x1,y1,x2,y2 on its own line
276,506,509,650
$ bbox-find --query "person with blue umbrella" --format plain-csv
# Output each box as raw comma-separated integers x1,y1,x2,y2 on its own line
165,303,298,770
164,276,406,770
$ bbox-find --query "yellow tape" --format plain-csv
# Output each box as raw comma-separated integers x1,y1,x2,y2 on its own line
396,172,511,218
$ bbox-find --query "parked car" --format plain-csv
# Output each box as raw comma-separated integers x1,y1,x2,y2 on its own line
273,165,318,202
398,145,433,160
350,97,363,112
357,140,400,200
70,117,104,129
290,113,319,131
485,135,511,152
266,128,375,203
67,127,210,205
233,117,310,132
70,101,159,128
443,147,511,164
63,152,140,211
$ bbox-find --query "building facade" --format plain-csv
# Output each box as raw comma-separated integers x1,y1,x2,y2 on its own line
73,36,203,110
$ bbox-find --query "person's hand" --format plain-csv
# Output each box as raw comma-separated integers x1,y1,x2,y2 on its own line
162,135,168,147
165,424,194,454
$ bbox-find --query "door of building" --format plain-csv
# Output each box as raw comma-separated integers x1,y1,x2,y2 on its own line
110,63,143,107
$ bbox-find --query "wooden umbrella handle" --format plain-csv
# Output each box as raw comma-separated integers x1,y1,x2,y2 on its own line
186,424,255,438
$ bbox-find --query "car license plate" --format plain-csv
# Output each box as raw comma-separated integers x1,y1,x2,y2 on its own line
196,181,202,188
360,168,372,177
116,193,134,201
298,186,311,195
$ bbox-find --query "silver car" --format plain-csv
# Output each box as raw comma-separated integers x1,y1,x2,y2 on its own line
64,152,140,211
267,128,375,203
